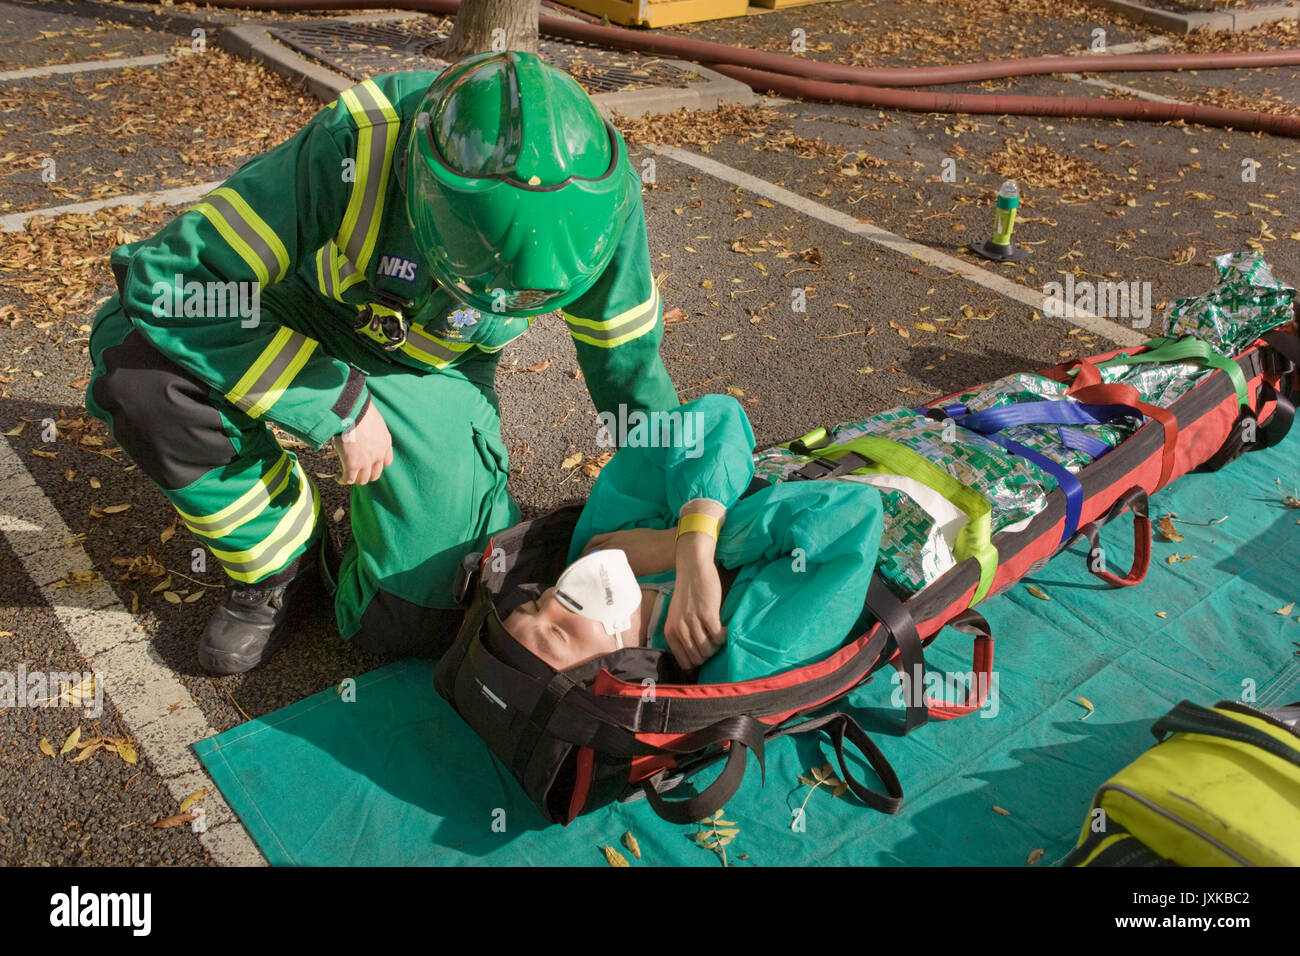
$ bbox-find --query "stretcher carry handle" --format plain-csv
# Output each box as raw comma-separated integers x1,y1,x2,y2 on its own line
866,575,995,732
641,715,766,825
1073,485,1150,588
920,609,996,722
769,712,904,814
1069,383,1178,488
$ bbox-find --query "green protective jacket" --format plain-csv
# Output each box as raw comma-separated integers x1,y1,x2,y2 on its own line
106,72,678,449
568,394,885,684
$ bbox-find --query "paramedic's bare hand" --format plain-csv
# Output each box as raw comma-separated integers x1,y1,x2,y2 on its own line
665,550,725,670
333,403,393,485
582,527,677,576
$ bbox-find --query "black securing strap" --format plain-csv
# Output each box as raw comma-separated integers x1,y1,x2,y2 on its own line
770,711,904,814
508,669,580,780
1152,700,1300,770
862,574,928,733
640,715,767,824
790,450,872,482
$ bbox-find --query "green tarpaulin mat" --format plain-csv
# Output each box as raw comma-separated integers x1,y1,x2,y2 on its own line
195,428,1300,866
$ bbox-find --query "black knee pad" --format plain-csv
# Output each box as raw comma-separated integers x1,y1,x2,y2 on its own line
354,590,465,659
91,330,236,490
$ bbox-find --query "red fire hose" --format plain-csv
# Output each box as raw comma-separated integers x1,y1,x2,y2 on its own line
710,61,1300,137
198,0,1300,136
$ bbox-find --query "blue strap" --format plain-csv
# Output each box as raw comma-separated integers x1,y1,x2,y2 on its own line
924,401,1101,543
957,399,1135,432
1059,426,1112,460
971,432,1084,544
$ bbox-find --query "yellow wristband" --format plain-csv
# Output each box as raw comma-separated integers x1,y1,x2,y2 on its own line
676,513,720,542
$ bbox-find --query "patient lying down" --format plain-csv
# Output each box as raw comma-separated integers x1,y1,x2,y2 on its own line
499,394,887,685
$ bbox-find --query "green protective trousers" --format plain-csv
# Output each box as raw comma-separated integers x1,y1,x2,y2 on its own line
86,273,520,644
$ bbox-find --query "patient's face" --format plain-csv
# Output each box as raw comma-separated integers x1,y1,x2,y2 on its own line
503,587,626,672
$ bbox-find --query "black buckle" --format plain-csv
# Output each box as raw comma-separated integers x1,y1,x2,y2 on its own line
355,290,414,351
791,450,873,481
790,457,837,480
452,551,482,606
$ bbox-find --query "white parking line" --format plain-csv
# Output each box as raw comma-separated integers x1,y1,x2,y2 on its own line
653,145,1148,347
0,182,223,233
0,52,183,82
0,439,264,866
1063,74,1190,105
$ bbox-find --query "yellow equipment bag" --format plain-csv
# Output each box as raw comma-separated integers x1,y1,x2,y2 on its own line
1065,700,1300,866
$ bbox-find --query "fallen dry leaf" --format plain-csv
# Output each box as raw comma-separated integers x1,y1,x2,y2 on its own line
1157,515,1184,542
1026,585,1051,601
992,806,1011,817
1278,602,1295,616
59,727,81,756
603,845,630,867
1026,848,1045,865
622,831,642,859
154,811,198,829
39,737,56,758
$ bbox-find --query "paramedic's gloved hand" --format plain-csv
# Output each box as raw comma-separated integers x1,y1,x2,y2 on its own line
665,537,725,670
333,402,393,485
582,527,677,577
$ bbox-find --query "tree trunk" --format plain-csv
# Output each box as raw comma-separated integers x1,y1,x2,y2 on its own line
439,0,540,61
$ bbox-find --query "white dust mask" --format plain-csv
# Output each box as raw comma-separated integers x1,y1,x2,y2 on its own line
553,549,641,649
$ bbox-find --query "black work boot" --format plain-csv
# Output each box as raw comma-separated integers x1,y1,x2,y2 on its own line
197,539,329,676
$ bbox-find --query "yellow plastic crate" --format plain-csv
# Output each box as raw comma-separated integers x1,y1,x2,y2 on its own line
560,0,751,28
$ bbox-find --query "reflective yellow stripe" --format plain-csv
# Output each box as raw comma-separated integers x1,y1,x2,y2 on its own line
400,323,474,368
564,287,660,349
190,187,289,286
176,453,294,540
337,80,399,283
316,246,333,299
224,328,319,418
226,327,291,408
209,463,319,583
210,187,289,281
337,251,363,294
244,334,317,419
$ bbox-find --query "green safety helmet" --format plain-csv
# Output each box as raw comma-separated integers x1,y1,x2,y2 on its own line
406,51,637,316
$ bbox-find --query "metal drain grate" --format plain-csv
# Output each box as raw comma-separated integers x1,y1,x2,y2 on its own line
266,18,703,94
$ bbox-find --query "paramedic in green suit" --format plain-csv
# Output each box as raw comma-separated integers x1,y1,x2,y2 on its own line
503,394,886,683
83,52,677,674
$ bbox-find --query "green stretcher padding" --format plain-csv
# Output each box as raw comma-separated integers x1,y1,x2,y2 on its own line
196,426,1300,866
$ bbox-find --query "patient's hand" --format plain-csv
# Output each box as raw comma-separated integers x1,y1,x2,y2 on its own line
582,527,677,577
664,549,725,671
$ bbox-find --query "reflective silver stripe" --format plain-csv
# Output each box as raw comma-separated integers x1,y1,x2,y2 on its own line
343,82,394,268
337,252,358,284
185,454,293,536
204,191,283,284
216,486,318,578
565,297,659,342
229,331,314,414
403,325,465,365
